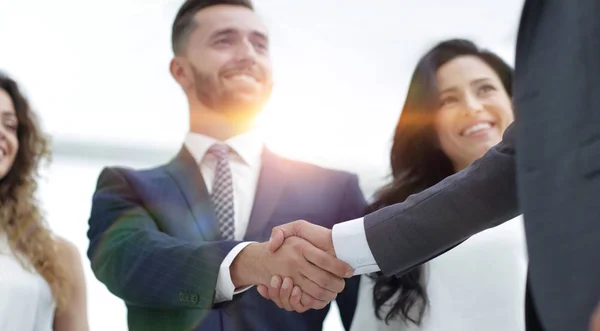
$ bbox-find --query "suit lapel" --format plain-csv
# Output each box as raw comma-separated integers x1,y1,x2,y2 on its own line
245,149,289,240
164,147,220,241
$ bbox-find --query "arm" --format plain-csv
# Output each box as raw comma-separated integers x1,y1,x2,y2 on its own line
53,238,89,331
88,167,352,309
87,167,240,309
363,122,519,276
263,123,520,310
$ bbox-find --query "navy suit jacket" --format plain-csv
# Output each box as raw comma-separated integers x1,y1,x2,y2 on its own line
87,146,366,331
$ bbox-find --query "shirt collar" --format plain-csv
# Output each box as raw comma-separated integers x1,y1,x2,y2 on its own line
184,130,263,167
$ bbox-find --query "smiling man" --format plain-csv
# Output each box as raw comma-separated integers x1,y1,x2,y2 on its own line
85,1,366,331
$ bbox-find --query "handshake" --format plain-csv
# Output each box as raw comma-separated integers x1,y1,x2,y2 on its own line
230,220,353,313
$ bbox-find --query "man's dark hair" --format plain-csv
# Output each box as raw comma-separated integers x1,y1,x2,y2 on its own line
172,0,254,55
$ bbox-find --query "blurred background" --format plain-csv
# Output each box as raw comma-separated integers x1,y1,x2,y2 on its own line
0,0,524,329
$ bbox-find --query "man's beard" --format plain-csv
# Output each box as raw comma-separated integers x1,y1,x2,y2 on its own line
191,66,270,116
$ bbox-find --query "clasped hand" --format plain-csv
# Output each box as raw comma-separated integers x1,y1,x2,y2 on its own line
256,220,351,312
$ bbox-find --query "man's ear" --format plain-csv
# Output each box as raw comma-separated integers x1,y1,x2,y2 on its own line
170,57,192,89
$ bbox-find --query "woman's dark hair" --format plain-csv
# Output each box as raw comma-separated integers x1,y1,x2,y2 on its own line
369,39,514,325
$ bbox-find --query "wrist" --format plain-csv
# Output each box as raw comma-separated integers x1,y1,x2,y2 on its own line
230,242,268,288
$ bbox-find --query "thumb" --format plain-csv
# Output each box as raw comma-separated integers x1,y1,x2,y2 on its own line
267,228,285,252
267,220,307,252
295,222,333,254
268,220,333,253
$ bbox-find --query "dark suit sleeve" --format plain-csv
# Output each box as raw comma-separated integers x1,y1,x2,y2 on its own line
87,167,240,309
365,122,520,277
335,174,368,331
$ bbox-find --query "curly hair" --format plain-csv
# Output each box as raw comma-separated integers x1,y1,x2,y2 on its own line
0,72,69,310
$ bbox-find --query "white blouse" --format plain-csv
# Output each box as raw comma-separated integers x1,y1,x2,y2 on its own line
351,216,528,331
0,232,55,331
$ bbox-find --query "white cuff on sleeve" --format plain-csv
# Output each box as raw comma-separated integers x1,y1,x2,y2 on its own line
214,242,256,303
332,217,380,275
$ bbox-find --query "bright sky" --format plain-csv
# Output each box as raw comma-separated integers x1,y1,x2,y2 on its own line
0,0,525,330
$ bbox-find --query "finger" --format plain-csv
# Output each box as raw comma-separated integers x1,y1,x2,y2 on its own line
268,220,306,252
268,275,284,308
289,286,308,312
303,244,354,278
296,272,338,303
300,291,329,310
257,285,270,299
269,221,334,255
299,258,346,294
268,228,285,252
279,277,294,311
294,222,334,253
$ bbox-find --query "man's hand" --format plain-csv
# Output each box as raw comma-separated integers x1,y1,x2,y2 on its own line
230,235,353,308
267,220,336,255
257,275,311,312
257,220,355,312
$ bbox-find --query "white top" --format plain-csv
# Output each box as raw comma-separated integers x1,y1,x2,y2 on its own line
0,233,56,331
183,131,263,302
349,216,528,331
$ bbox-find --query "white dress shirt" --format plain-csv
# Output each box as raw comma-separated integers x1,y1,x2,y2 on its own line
184,131,263,303
332,217,380,274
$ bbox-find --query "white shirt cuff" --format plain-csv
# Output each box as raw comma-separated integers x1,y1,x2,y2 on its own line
332,217,380,275
214,242,256,303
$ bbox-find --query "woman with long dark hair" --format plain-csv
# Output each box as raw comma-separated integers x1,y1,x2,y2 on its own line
0,72,89,330
258,38,528,331
349,38,527,331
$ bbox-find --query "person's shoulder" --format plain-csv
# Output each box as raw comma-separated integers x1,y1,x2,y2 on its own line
54,237,82,263
95,145,182,179
93,158,175,190
99,162,168,179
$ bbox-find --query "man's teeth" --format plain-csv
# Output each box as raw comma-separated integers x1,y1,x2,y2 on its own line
229,74,257,82
0,149,5,157
463,123,492,136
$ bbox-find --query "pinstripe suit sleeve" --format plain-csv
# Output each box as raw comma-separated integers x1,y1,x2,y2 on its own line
87,167,240,309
